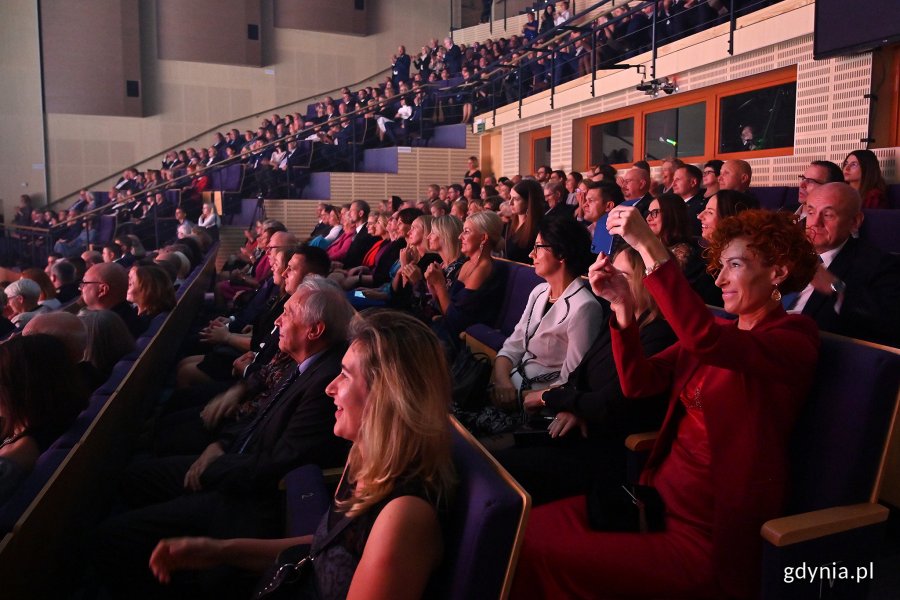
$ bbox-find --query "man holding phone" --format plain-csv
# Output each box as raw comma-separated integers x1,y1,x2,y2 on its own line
586,181,626,255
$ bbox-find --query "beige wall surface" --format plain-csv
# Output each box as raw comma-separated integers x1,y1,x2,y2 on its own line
0,0,47,222
275,0,367,36
0,0,450,213
42,0,143,117
157,0,262,66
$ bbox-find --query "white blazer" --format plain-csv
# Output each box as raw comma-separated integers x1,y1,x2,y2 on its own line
497,278,605,390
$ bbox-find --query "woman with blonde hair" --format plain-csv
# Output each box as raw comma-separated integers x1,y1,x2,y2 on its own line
149,311,456,599
426,210,507,347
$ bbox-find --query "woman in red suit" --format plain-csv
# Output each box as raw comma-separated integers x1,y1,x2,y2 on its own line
512,209,820,599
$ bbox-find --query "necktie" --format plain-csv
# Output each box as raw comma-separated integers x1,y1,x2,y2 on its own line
236,368,301,454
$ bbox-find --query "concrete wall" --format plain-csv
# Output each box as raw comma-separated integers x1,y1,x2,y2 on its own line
157,0,262,67
0,0,47,220
275,0,367,36
0,0,450,220
41,0,143,117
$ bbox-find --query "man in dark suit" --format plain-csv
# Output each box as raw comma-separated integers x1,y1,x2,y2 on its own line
443,36,463,75
391,45,411,86
92,278,355,598
622,167,654,217
340,200,378,269
544,181,576,220
788,183,900,347
673,164,706,236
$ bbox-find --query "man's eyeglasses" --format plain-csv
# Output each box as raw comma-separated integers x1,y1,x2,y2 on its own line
798,175,825,186
264,245,295,254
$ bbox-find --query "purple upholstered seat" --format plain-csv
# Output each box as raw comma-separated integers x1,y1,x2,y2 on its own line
860,208,900,255
426,421,530,599
0,449,71,534
751,186,789,211
760,333,900,598
465,261,543,352
283,464,331,538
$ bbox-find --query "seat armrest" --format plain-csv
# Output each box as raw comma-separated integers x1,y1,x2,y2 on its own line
460,333,499,362
625,432,659,452
761,503,889,547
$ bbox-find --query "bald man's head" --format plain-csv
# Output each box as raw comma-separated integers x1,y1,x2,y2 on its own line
23,312,87,363
719,160,752,192
82,262,128,310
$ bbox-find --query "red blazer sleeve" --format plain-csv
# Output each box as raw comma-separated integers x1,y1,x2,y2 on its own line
612,260,819,396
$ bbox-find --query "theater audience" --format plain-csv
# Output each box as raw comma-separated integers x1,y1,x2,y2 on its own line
426,210,507,348
506,179,545,264
391,215,441,310
718,159,752,193
513,207,820,599
50,259,81,303
672,164,705,235
20,268,61,311
93,277,354,598
80,262,146,338
621,167,653,216
647,193,721,305
797,160,843,217
79,309,136,381
147,311,455,600
3,279,44,330
842,149,888,209
701,159,723,201
486,217,603,432
789,182,900,346
0,334,88,503
496,246,675,504
697,189,759,242
127,265,176,318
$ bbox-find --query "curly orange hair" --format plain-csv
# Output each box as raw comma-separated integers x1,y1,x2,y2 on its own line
707,209,819,294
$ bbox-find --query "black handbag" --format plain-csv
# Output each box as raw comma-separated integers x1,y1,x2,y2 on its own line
450,346,493,411
254,514,353,600
586,484,666,533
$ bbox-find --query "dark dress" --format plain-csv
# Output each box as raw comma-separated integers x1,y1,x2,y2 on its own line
308,476,436,600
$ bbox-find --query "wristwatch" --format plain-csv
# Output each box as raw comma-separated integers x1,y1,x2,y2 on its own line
830,278,846,296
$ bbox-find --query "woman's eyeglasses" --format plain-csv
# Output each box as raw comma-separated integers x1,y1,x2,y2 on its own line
646,209,661,219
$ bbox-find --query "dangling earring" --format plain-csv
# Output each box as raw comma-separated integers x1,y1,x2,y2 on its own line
771,285,782,303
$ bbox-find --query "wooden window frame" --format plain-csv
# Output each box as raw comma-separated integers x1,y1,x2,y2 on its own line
525,126,552,175
713,66,798,161
585,115,637,171
581,66,798,169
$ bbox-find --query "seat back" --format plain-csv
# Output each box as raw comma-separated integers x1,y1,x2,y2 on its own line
427,419,531,600
221,164,244,191
496,261,543,337
860,208,900,255
94,215,117,246
786,333,900,514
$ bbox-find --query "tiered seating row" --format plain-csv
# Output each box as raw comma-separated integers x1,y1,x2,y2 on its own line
0,243,219,599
